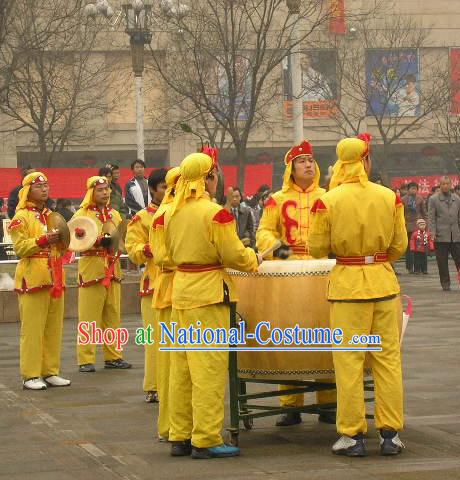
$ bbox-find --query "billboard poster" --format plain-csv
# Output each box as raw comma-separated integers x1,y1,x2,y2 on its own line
283,50,338,119
366,49,421,117
451,48,460,114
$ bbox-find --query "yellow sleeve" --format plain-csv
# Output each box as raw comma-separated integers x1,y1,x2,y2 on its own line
256,197,281,255
9,213,41,258
211,209,258,272
125,214,149,265
307,199,332,259
388,197,408,263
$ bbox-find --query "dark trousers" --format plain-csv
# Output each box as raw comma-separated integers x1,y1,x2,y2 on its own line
434,242,460,288
413,252,428,274
405,232,414,272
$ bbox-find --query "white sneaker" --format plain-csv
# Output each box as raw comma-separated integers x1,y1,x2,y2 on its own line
44,375,71,387
23,377,47,390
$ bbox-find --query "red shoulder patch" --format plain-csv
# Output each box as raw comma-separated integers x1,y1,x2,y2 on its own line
212,208,235,225
129,214,141,226
152,213,165,229
310,198,327,213
264,196,277,208
395,194,403,206
8,219,22,231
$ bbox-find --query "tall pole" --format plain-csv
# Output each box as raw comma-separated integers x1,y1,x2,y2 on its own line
134,74,145,160
287,0,303,143
130,36,146,161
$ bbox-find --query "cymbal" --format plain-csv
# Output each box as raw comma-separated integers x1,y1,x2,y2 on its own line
68,216,98,252
117,219,128,254
46,212,70,254
102,219,127,254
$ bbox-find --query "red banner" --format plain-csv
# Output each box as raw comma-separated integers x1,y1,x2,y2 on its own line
329,0,346,35
451,48,460,114
391,175,460,197
0,165,272,200
244,164,273,197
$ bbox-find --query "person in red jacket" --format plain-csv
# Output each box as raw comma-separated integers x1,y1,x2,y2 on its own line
410,218,434,275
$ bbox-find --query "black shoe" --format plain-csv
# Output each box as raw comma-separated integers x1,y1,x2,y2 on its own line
104,359,132,369
442,285,451,291
171,440,192,457
145,391,159,403
275,412,302,426
332,433,366,457
318,412,336,424
79,364,96,373
379,429,404,456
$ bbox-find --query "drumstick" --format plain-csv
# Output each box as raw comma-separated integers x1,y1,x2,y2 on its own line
259,240,282,259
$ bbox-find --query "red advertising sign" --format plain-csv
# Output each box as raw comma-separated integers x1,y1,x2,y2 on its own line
329,0,346,35
391,175,460,197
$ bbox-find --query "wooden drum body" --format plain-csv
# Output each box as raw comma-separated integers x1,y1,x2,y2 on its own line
229,259,389,380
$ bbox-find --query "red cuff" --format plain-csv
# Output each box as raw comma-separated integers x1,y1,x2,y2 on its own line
36,234,49,248
94,235,103,247
143,244,153,258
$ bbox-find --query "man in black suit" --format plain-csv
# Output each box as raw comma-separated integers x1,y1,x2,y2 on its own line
229,187,255,247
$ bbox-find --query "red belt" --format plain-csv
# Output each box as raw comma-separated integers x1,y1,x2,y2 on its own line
336,252,388,265
29,252,50,258
177,263,223,273
81,251,106,258
290,245,307,255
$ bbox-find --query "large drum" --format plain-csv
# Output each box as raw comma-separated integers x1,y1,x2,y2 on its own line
229,259,381,380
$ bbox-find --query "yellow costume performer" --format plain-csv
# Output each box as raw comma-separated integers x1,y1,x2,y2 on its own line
308,134,407,457
75,176,131,371
125,203,159,400
165,152,258,459
256,140,336,423
150,166,181,439
10,172,70,390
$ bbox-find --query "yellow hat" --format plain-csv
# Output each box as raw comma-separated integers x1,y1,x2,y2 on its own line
80,176,109,209
16,172,48,212
153,167,182,222
329,137,368,189
169,153,213,217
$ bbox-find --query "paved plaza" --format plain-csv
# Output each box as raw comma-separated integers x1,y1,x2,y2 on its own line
0,264,459,480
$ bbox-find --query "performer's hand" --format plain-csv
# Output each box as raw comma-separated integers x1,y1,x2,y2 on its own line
100,234,112,248
273,244,291,259
241,237,251,247
256,253,264,265
46,231,61,245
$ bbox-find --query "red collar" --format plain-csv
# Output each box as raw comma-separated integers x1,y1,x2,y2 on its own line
26,206,50,225
147,203,159,214
88,205,113,223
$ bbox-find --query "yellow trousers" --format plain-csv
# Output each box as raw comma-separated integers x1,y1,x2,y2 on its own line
331,297,404,436
77,282,123,365
141,295,157,392
279,379,337,407
156,306,174,439
169,304,228,448
18,290,64,380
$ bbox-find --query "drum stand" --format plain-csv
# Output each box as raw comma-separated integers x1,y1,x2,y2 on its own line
227,303,375,446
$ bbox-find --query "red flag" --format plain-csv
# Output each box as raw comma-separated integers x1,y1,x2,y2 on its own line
329,0,346,35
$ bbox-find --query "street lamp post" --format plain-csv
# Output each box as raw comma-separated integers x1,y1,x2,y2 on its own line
287,0,303,144
85,0,153,162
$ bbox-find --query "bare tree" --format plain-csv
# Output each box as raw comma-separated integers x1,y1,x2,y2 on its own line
148,0,334,186
0,0,123,166
319,14,450,174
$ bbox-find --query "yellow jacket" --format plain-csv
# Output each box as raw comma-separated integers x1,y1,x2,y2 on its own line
256,180,325,259
9,205,65,293
125,204,159,296
73,205,123,286
165,193,258,310
308,182,407,300
150,202,176,309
